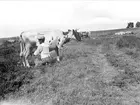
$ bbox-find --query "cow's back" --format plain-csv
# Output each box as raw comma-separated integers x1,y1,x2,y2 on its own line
20,29,63,46
43,30,63,43
21,31,38,43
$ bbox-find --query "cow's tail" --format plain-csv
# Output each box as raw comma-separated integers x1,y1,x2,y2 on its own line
19,32,24,57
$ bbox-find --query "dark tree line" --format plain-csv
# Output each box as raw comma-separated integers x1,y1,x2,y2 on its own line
126,21,140,28
126,22,134,28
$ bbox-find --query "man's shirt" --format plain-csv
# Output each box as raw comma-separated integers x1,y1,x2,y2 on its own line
34,43,50,59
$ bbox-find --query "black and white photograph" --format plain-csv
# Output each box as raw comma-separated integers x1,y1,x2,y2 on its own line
0,0,140,105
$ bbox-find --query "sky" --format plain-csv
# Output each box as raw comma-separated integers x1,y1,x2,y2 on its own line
0,0,139,38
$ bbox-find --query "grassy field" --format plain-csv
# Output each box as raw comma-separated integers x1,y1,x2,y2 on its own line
1,28,140,105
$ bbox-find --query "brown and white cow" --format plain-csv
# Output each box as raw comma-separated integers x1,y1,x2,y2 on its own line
19,29,81,67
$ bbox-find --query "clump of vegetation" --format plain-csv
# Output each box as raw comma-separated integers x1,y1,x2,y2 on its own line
0,40,35,100
116,35,140,59
116,36,140,49
126,22,134,28
103,35,140,91
135,21,140,28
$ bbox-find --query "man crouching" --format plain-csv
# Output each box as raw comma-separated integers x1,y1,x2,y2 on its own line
34,36,52,67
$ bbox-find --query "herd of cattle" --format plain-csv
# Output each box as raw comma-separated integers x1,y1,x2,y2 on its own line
2,29,134,68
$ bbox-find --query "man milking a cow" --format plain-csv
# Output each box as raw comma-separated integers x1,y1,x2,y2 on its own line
19,29,81,68
33,36,53,67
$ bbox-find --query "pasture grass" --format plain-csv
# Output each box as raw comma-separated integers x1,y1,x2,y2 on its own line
1,29,140,105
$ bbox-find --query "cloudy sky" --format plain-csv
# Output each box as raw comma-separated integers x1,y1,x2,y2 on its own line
0,0,139,38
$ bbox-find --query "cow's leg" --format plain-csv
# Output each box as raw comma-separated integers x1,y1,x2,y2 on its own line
24,44,31,68
20,45,26,67
20,41,26,57
20,42,23,57
20,55,26,67
20,40,28,67
22,56,26,67
55,46,60,62
21,43,28,67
